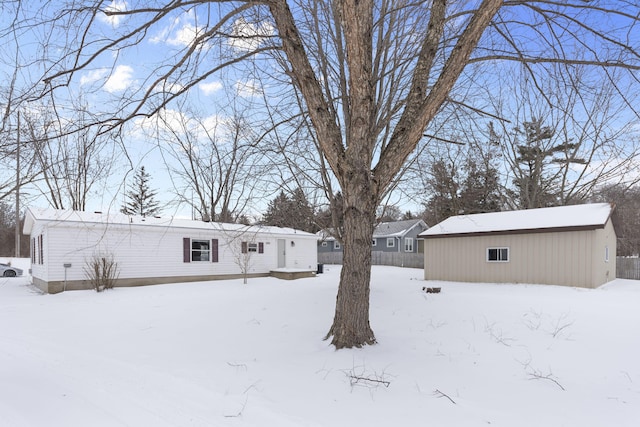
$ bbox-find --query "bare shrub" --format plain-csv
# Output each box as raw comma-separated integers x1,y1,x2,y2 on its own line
84,254,119,292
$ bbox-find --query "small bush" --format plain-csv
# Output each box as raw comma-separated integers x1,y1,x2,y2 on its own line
84,255,119,292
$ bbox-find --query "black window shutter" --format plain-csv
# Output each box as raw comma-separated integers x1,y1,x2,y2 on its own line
241,241,248,254
258,242,264,254
183,238,191,262
211,239,219,262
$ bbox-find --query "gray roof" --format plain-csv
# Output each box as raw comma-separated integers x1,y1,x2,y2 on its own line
373,219,427,238
317,218,428,241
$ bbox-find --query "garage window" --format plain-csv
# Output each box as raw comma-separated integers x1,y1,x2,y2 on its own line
487,247,509,262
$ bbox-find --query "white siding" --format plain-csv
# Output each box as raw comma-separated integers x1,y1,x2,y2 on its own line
30,219,317,286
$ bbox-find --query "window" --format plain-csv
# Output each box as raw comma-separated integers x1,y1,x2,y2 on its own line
404,238,414,252
38,234,44,264
191,239,210,261
372,239,377,247
487,247,509,262
605,246,610,262
321,242,328,247
387,237,395,248
183,238,218,263
334,241,341,250
241,242,264,254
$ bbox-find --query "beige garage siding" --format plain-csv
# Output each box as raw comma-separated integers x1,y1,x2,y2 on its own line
424,226,613,288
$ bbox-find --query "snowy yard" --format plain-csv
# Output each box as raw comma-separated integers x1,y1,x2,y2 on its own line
1,258,639,427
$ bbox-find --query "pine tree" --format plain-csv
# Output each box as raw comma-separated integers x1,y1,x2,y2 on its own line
423,160,461,224
262,191,290,228
121,166,161,217
459,155,502,215
509,118,586,209
262,188,316,232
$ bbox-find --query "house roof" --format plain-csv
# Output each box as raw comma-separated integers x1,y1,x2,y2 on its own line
317,218,428,241
23,207,316,237
373,218,427,238
419,203,615,239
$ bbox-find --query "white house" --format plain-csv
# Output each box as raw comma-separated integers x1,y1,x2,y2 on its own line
23,207,318,294
419,203,617,288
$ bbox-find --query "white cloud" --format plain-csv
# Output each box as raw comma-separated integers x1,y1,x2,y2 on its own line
234,79,262,98
199,81,223,96
228,18,274,52
168,23,202,46
151,79,184,95
150,11,202,47
104,65,134,93
80,68,109,86
134,110,232,159
98,0,127,27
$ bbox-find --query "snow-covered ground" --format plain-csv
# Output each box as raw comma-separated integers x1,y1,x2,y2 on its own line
1,258,639,426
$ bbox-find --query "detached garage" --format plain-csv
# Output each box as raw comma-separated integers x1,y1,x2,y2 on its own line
23,207,318,294
419,203,617,288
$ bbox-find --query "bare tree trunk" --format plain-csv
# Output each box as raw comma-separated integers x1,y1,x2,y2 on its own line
325,179,377,348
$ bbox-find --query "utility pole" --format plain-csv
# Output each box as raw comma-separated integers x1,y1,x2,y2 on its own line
15,111,20,258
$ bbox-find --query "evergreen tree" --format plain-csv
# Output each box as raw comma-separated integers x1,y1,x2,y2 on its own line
290,187,316,232
262,188,315,232
459,155,502,214
121,166,161,217
262,191,290,228
315,192,345,237
422,160,461,225
510,118,585,209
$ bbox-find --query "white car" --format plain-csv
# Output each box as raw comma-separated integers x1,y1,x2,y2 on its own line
0,263,23,277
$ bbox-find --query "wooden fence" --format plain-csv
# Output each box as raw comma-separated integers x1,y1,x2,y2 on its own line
616,257,640,280
318,252,424,269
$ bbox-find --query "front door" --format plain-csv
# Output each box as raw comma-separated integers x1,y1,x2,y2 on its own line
277,239,286,268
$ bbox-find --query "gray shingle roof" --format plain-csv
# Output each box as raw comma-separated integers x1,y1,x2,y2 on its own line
373,219,427,238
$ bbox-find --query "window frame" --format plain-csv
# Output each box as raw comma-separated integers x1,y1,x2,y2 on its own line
334,241,341,250
404,237,414,252
191,239,211,262
386,237,395,248
241,241,264,254
487,247,509,262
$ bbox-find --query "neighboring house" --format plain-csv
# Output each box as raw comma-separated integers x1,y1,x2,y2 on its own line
23,207,318,294
318,218,428,254
419,203,617,288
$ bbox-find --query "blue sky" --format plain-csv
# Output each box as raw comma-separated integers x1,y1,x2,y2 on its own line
2,1,640,220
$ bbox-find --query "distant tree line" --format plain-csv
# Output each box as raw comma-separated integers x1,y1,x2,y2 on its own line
0,201,30,258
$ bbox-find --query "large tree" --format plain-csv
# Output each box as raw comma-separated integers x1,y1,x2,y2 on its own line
8,1,640,348
146,101,265,223
491,66,640,209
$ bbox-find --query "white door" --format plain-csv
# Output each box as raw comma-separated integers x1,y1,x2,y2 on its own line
277,239,286,268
